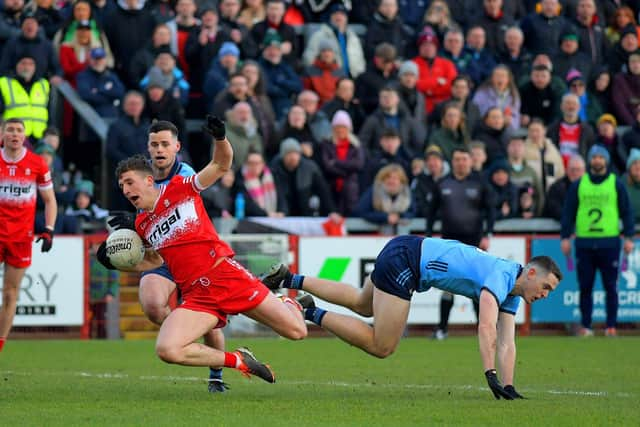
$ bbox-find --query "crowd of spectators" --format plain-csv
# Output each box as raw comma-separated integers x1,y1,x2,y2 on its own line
2,0,640,231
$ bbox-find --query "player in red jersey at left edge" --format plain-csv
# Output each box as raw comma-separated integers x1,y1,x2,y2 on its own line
97,115,307,383
0,118,58,352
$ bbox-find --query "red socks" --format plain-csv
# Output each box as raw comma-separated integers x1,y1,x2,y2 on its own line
0,337,5,352
223,351,239,368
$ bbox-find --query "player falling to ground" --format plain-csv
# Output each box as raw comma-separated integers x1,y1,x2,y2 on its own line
0,118,57,353
108,120,229,393
261,235,562,399
97,116,307,383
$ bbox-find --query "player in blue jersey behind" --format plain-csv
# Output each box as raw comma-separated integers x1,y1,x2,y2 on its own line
108,120,228,393
261,235,562,400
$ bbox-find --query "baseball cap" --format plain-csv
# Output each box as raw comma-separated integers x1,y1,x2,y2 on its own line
90,47,106,60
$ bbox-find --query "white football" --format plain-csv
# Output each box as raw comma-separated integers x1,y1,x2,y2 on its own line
106,229,145,269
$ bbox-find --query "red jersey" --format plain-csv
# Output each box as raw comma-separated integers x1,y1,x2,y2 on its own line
0,148,52,242
136,175,235,286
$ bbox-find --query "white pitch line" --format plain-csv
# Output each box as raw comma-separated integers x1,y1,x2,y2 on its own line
0,370,634,398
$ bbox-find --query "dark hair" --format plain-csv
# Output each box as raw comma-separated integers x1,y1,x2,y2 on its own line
335,77,353,89
4,118,25,129
241,60,267,96
528,255,563,281
452,147,471,156
148,120,179,138
43,126,60,138
380,127,400,139
115,154,153,180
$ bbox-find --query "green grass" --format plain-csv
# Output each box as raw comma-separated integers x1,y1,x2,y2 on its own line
1,337,639,426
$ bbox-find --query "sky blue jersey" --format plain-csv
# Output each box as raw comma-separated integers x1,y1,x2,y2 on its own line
154,161,195,186
417,238,523,314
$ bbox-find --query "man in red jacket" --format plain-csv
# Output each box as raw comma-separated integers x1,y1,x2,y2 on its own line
412,26,457,114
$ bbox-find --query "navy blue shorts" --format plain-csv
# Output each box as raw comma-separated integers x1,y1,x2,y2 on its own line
370,235,422,301
141,263,174,281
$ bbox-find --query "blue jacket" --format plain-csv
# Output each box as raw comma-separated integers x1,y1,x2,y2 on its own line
561,171,635,248
106,114,150,165
77,67,126,118
258,57,302,120
463,47,496,87
202,60,231,111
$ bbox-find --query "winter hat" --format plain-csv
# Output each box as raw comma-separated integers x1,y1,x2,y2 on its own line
424,144,443,159
488,159,511,175
417,26,439,47
328,3,348,16
597,113,617,127
620,23,638,40
566,68,584,85
218,42,240,59
263,29,282,47
318,39,335,53
398,60,419,77
76,179,95,198
146,67,171,89
626,148,640,170
90,47,106,60
331,110,353,130
279,138,302,156
587,144,610,165
560,26,579,43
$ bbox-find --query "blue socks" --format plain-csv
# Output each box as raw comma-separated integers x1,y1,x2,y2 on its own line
209,367,223,380
304,307,327,326
286,274,304,289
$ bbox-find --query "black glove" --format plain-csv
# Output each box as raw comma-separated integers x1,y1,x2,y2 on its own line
202,115,226,140
485,369,514,400
504,385,525,399
108,212,136,231
36,229,53,252
96,241,116,270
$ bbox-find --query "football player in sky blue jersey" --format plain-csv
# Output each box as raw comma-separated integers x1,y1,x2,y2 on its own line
261,235,562,400
108,121,228,393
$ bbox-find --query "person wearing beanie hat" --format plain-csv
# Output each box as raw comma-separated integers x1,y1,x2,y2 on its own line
319,109,364,215
330,110,352,130
279,137,302,157
561,139,635,337
594,114,627,173
396,59,425,123
302,38,346,105
413,25,457,114
271,136,338,217
302,2,366,80
566,67,604,125
623,147,640,223
218,42,240,59
553,24,592,86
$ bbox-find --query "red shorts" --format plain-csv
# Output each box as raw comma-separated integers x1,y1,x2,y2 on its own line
178,257,270,328
0,240,33,268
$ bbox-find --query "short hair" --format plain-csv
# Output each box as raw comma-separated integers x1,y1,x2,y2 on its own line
528,117,546,128
527,255,563,281
469,140,486,151
43,126,60,138
380,127,400,139
3,118,24,129
115,154,153,180
148,120,179,138
452,147,471,157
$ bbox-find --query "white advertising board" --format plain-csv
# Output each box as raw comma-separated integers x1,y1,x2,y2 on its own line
0,236,85,326
298,237,527,324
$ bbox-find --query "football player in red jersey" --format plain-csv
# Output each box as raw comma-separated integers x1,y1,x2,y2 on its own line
0,118,58,352
97,116,307,383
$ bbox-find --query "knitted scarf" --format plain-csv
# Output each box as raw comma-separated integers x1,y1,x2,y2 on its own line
242,165,278,213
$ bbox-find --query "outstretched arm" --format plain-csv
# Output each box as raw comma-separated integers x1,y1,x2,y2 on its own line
497,311,516,386
195,115,234,190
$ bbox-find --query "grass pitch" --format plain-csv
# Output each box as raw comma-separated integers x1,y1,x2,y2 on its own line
1,336,638,426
